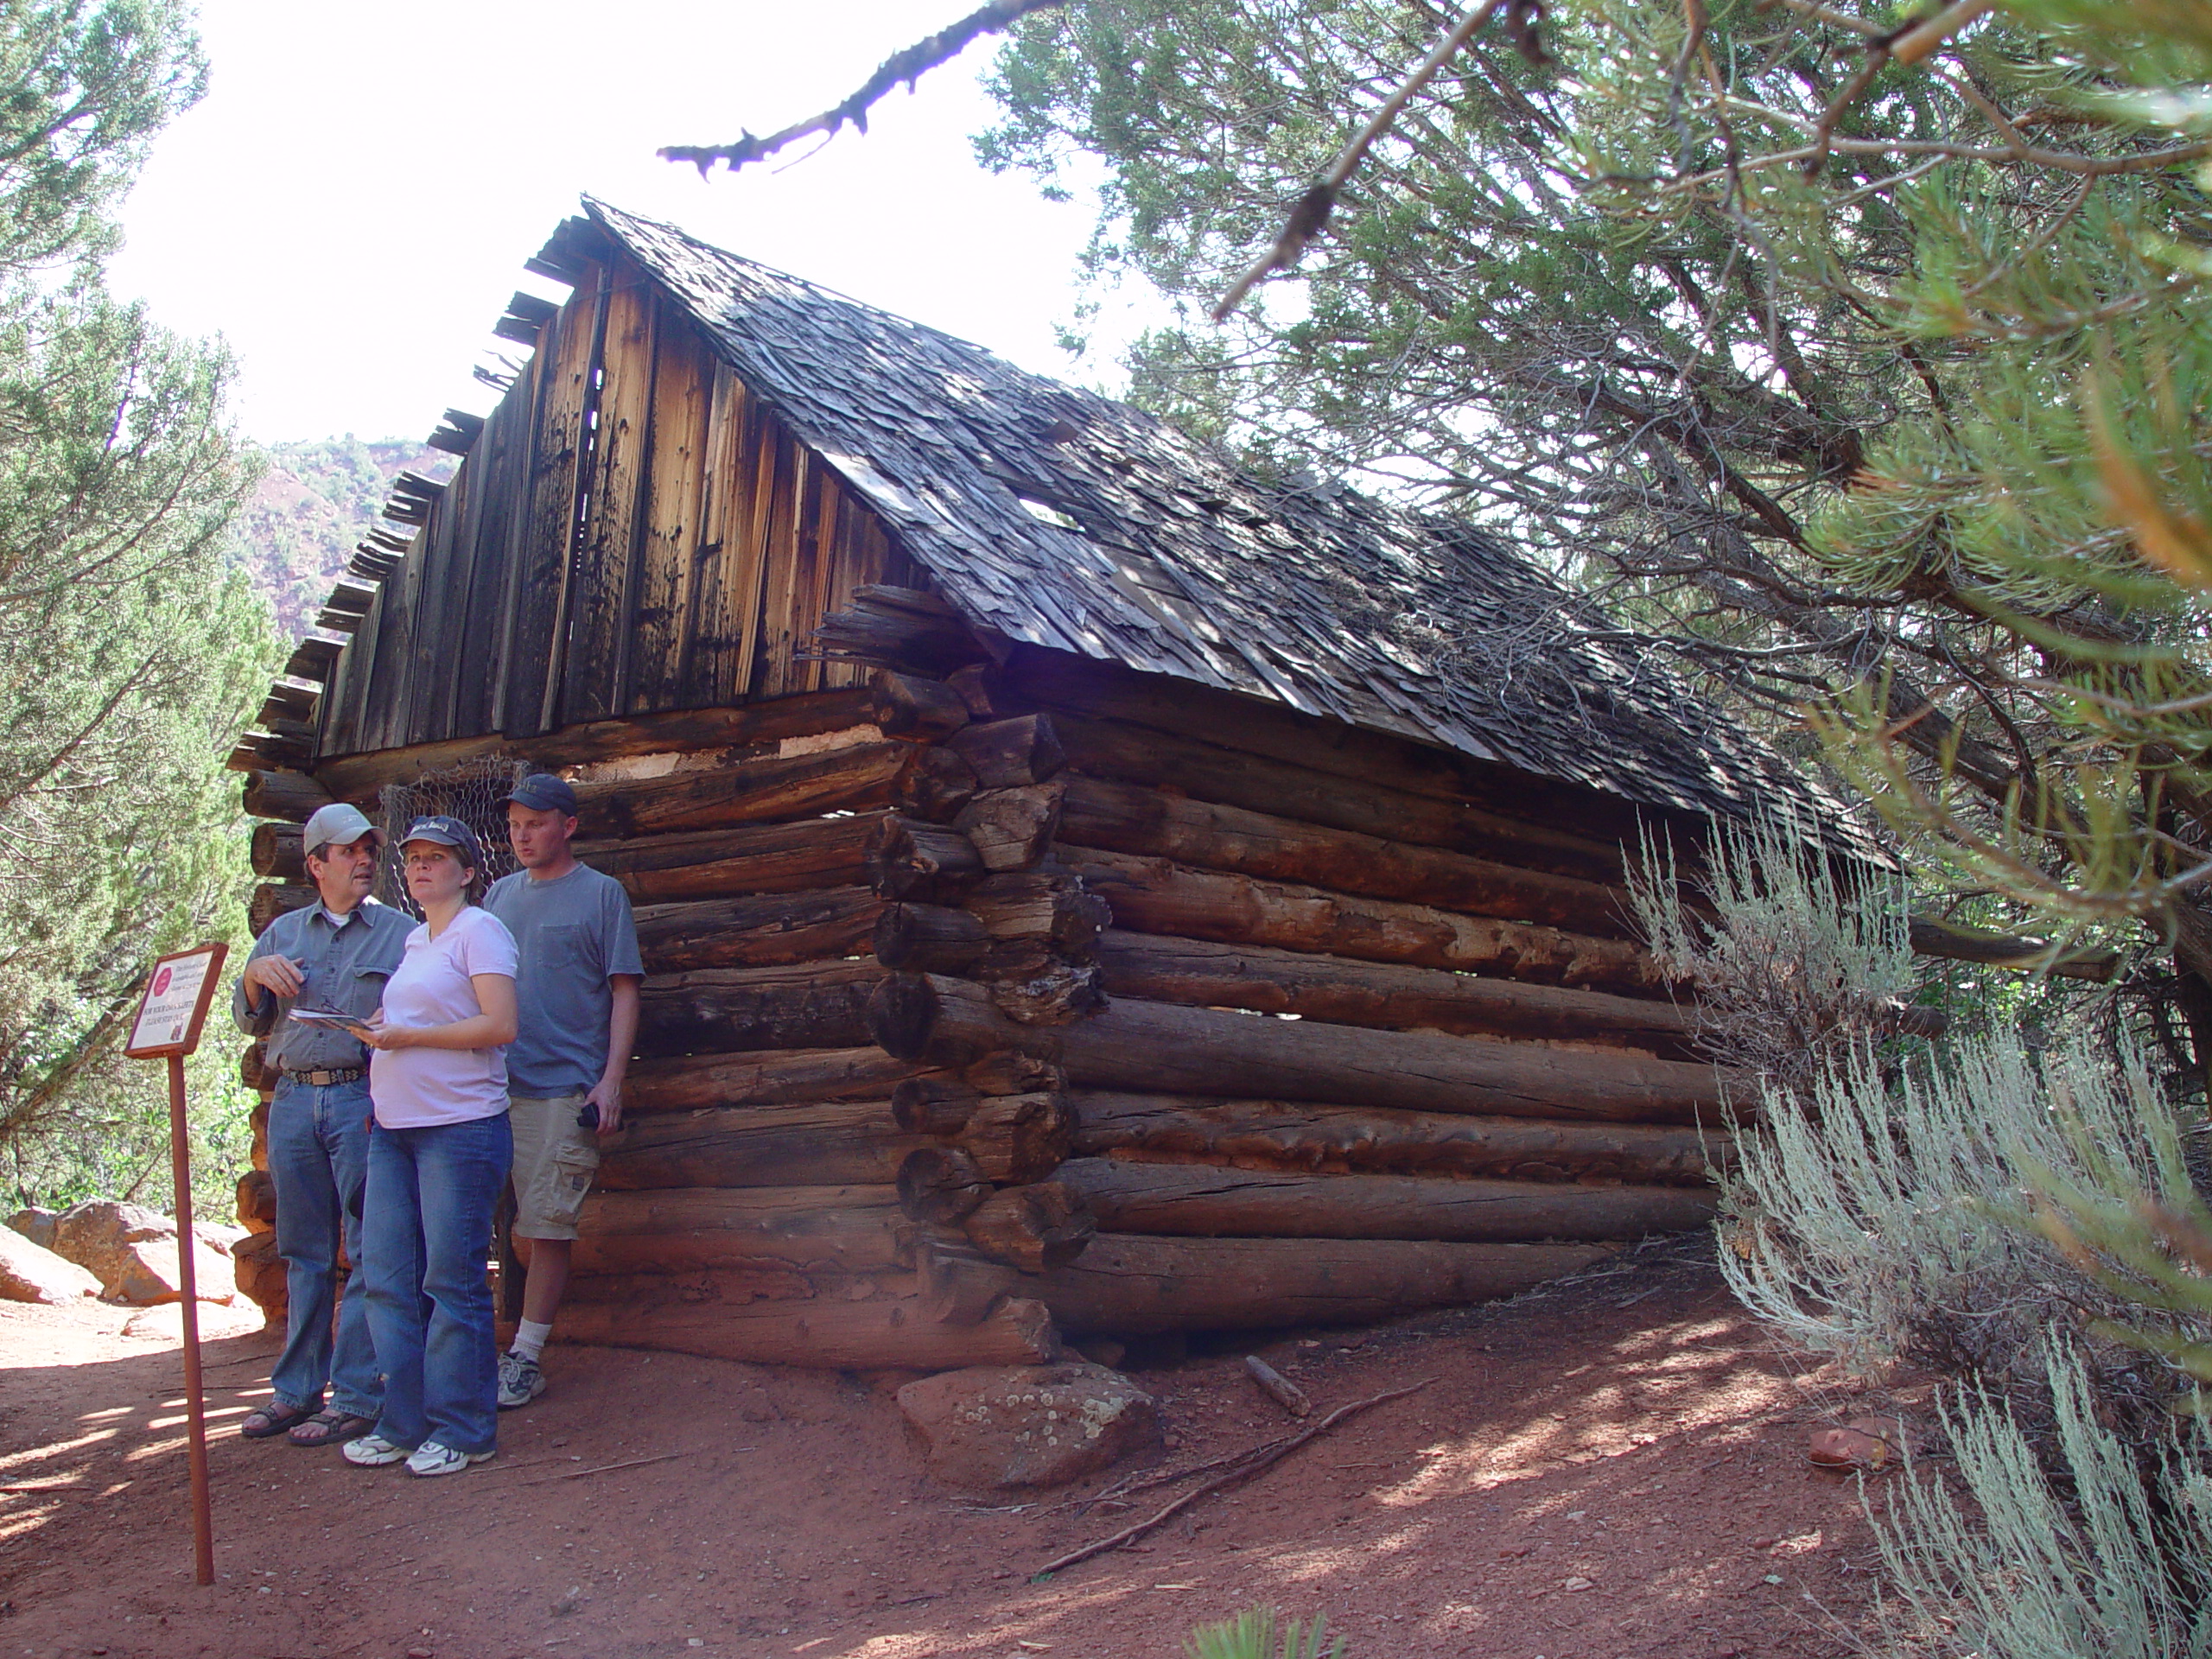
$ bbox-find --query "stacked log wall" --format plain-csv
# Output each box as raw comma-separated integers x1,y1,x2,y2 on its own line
515,696,1059,1368
832,630,1732,1339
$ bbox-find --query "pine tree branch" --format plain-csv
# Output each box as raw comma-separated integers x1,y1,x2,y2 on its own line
1213,0,1510,321
659,0,1070,175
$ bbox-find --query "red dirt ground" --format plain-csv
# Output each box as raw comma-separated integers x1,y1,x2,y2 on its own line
0,1242,1910,1659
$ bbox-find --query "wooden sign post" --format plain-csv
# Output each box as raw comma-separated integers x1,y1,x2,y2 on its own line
123,942,229,1589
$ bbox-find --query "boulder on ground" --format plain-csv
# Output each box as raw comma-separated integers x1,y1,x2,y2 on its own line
50,1199,236,1306
897,1360,1159,1491
231,1230,287,1323
6,1207,58,1251
0,1227,101,1304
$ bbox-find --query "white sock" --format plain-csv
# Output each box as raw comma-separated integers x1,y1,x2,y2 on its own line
511,1319,552,1363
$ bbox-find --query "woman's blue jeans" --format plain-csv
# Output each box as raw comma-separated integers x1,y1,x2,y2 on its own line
362,1111,512,1456
267,1075,380,1418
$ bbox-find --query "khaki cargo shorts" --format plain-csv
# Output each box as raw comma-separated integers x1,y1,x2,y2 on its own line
508,1094,600,1240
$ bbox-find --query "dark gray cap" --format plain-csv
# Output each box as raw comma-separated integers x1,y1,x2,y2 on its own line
503,772,579,816
399,815,485,868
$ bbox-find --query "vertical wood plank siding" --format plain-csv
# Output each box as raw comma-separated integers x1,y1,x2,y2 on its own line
315,249,916,761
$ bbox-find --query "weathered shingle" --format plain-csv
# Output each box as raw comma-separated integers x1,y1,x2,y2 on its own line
590,200,1869,852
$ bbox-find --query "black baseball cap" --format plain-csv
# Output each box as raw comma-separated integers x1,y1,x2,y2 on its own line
399,815,486,868
503,772,579,816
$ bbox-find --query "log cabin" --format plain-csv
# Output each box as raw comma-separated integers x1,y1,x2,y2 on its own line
225,199,1875,1370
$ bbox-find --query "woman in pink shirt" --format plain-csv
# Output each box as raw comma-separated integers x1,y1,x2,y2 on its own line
341,817,518,1478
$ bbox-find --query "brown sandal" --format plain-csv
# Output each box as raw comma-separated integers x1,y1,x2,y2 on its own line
240,1402,315,1440
288,1408,377,1447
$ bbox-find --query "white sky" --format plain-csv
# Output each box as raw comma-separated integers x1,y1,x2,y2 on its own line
111,0,1141,444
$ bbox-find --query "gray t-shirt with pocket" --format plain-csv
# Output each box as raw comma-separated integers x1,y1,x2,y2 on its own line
484,863,644,1097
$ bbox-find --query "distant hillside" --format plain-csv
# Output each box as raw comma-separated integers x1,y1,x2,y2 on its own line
232,437,456,638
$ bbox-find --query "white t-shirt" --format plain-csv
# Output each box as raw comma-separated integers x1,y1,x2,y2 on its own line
369,906,519,1128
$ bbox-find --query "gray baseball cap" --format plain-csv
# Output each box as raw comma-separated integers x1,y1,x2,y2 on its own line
301,802,385,860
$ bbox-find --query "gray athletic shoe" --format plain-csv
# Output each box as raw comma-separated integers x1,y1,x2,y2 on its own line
497,1351,547,1409
405,1440,494,1478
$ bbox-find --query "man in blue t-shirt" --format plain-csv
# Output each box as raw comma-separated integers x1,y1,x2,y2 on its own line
483,773,643,1409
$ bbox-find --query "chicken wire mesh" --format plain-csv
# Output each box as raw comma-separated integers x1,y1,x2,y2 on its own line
374,755,525,918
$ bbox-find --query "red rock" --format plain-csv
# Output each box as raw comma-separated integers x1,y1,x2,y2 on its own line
1808,1415,1905,1471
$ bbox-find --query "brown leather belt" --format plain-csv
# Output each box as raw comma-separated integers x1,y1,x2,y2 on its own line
284,1067,365,1087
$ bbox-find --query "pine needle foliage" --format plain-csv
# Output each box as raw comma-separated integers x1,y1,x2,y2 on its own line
980,0,2212,1048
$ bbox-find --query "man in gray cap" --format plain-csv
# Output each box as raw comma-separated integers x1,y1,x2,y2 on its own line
485,772,642,1408
232,801,412,1446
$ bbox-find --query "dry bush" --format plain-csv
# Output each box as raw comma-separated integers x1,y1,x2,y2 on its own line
1872,1344,2212,1659
1626,820,1919,1098
1631,824,2212,1657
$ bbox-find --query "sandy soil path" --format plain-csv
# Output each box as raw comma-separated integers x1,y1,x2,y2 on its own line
0,1243,1895,1659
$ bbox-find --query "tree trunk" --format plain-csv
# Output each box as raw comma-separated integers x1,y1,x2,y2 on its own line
636,960,883,1058
913,1228,1021,1325
963,1181,1097,1272
1004,650,1663,846
1059,775,1637,938
1045,711,1639,885
1908,914,2121,983
1065,847,1672,997
1093,931,1693,1054
249,883,317,938
251,823,305,880
575,812,884,903
558,1289,1058,1369
868,670,972,741
626,1046,931,1116
896,1146,992,1224
1054,1157,1717,1242
956,1091,1074,1184
868,975,1737,1126
893,1076,983,1135
867,817,984,901
1070,1091,1725,1185
562,1265,814,1306
1033,1232,1614,1333
313,686,875,800
946,714,1066,789
816,584,990,677
596,1103,925,1190
572,1186,902,1274
965,870,1113,950
874,903,990,972
243,769,334,823
633,889,881,973
572,741,912,838
954,783,1065,871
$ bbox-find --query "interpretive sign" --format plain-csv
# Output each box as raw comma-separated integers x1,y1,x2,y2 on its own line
124,938,229,1586
123,943,228,1060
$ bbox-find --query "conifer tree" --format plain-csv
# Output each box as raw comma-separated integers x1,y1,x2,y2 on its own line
980,0,2212,1072
0,1,271,1205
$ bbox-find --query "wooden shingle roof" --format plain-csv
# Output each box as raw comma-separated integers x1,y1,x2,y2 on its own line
587,200,1867,850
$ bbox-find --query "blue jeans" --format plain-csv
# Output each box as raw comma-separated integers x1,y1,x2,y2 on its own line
267,1076,379,1419
362,1112,512,1455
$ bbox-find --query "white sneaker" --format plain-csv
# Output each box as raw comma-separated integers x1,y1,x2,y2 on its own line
342,1433,407,1467
405,1440,494,1478
497,1351,547,1409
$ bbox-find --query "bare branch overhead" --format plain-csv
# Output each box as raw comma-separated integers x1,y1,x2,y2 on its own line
659,0,1069,175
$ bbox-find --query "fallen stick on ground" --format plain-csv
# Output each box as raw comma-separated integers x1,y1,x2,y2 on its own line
1033,1378,1433,1577
517,1452,683,1488
1244,1355,1313,1418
